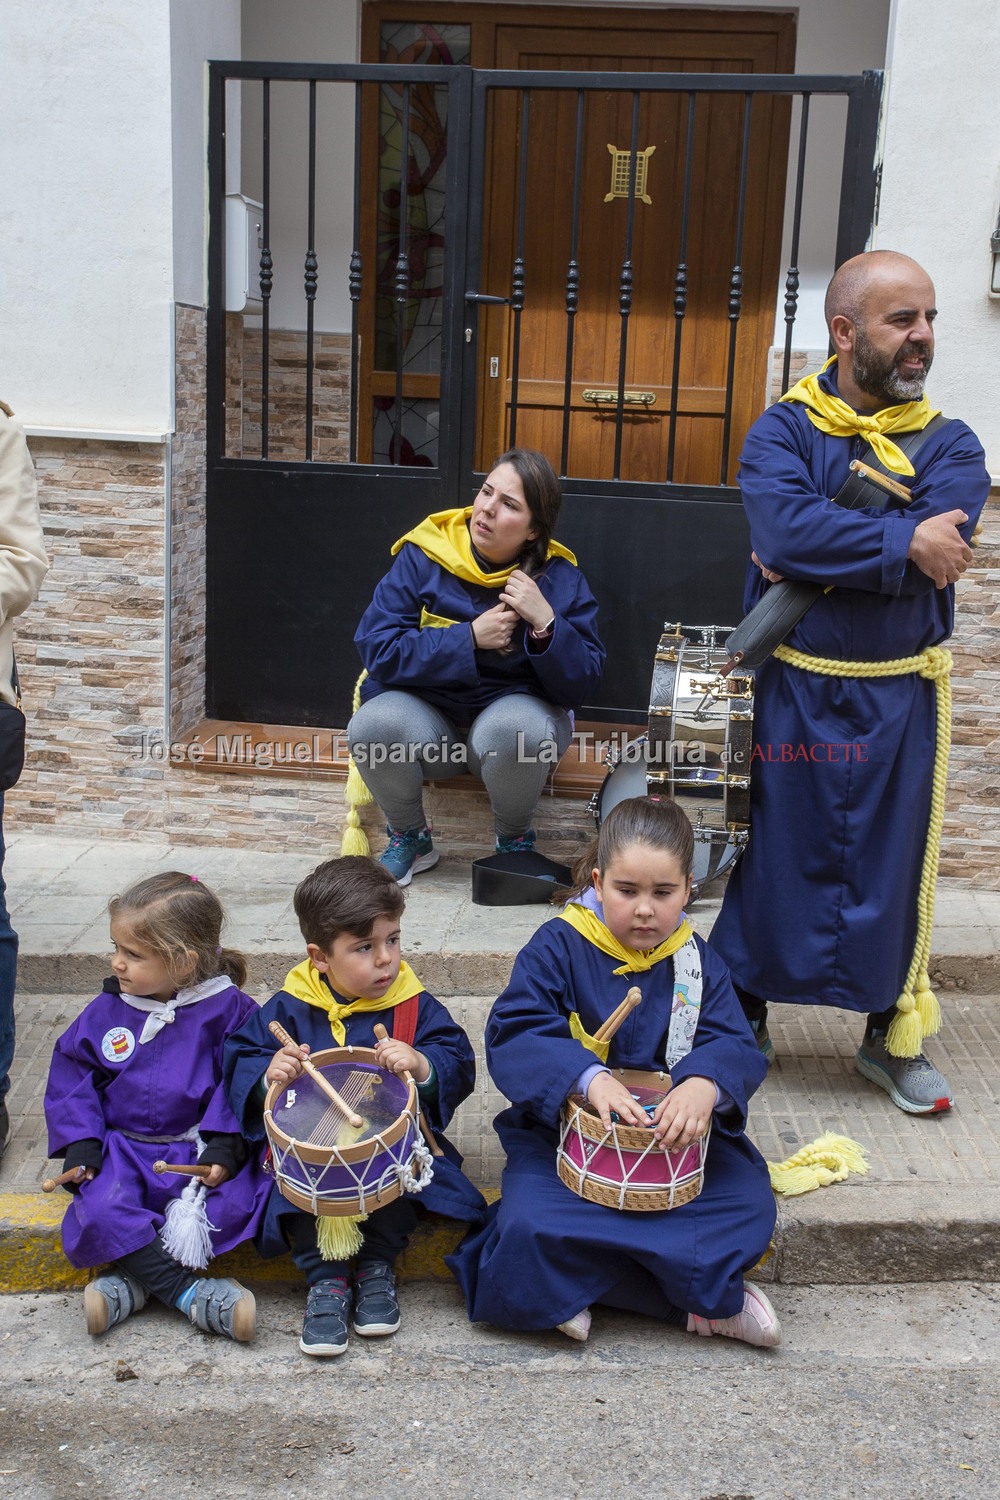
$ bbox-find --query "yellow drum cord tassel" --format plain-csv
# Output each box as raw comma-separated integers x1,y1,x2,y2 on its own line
773,643,952,1058
341,669,374,856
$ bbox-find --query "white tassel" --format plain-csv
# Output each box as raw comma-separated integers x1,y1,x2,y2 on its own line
160,1178,217,1270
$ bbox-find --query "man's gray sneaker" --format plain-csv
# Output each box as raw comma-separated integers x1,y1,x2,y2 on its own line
855,1034,953,1114
188,1277,256,1342
84,1270,148,1336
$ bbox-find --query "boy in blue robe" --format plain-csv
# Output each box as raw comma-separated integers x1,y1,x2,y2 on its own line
449,797,779,1348
224,856,485,1357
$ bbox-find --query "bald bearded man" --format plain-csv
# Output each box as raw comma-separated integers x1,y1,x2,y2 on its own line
710,250,989,1114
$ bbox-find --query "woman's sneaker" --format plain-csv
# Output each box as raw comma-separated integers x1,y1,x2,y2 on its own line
687,1282,782,1348
496,830,537,856
188,1278,256,1343
84,1271,148,1336
378,826,439,887
855,1034,953,1114
352,1261,400,1336
300,1278,352,1357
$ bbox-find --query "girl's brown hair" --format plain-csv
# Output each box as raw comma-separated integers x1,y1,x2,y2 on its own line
562,796,694,901
109,872,247,989
491,447,563,575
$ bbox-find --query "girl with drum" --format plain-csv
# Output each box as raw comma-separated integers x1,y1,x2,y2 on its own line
348,448,605,887
448,797,781,1347
43,873,271,1344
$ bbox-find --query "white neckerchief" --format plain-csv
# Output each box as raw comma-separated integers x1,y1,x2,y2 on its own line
120,974,233,1044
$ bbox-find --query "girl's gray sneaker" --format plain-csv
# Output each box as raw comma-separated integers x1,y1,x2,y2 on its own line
84,1270,148,1336
188,1278,256,1342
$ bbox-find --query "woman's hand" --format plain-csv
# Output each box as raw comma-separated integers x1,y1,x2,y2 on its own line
586,1072,651,1131
751,551,784,584
650,1076,716,1150
499,569,552,631
472,602,518,650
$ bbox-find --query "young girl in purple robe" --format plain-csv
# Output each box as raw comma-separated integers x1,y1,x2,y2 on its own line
44,872,271,1343
448,796,781,1347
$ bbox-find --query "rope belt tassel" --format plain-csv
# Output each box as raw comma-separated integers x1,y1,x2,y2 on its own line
772,642,952,1059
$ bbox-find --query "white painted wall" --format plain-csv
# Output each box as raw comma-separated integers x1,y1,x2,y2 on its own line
877,0,1000,475
171,0,242,309
0,0,176,434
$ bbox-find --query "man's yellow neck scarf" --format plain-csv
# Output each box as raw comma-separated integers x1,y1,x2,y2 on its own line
391,506,577,587
779,356,940,477
282,958,423,1045
557,902,694,975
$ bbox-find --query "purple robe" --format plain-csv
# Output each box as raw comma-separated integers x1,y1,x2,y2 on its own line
44,984,272,1267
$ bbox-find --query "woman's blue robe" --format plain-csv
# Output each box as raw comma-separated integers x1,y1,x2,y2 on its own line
448,920,775,1328
711,365,990,1013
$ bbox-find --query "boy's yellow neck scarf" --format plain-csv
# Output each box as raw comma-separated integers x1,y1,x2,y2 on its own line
558,902,694,975
282,958,423,1045
391,506,577,587
779,356,940,477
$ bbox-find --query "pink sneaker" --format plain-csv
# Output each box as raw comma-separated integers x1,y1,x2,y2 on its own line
555,1307,592,1342
687,1281,781,1348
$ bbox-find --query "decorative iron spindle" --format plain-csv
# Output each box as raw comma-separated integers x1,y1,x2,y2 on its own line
559,90,585,477
613,91,642,481
392,82,412,466
781,94,811,395
666,93,697,484
348,80,363,464
720,94,753,485
304,80,318,461
508,90,531,448
259,79,272,460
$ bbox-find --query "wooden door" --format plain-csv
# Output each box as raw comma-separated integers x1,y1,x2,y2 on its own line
475,12,795,483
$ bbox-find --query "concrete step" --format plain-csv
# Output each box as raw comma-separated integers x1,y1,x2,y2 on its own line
5,990,1000,1294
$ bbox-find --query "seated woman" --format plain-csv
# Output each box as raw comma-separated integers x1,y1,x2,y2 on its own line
348,448,606,885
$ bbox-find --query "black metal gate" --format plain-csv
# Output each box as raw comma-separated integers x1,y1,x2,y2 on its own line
205,62,883,727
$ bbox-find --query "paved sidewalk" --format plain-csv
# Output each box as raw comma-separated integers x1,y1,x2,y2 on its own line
3,830,1000,1293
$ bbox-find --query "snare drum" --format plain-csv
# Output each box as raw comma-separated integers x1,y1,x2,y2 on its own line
264,1046,431,1216
557,1068,709,1212
588,624,754,891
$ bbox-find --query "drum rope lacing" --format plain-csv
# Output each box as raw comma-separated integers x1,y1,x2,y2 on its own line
557,1108,706,1212
772,641,951,1059
273,1089,435,1213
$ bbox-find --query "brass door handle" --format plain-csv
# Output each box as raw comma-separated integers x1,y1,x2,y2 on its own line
582,388,656,406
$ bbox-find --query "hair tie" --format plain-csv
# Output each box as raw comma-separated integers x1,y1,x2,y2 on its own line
190,875,200,883
216,945,223,955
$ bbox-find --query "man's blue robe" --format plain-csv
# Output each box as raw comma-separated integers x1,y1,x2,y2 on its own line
711,365,990,1013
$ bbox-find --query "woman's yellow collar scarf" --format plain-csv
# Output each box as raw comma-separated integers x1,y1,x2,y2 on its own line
281,958,423,1045
558,902,694,975
391,506,577,587
779,356,940,477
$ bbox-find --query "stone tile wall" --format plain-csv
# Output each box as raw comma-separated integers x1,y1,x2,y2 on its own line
225,316,351,463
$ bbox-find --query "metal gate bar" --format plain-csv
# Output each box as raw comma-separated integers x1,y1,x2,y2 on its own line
666,91,697,485
781,93,812,396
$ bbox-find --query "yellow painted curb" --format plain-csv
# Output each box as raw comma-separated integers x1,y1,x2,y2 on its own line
0,1189,499,1295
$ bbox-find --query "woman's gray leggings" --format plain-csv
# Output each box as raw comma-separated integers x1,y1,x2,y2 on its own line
347,691,573,840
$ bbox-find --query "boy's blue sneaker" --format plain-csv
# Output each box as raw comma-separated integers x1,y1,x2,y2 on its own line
352,1261,400,1337
300,1278,352,1357
495,830,536,856
855,1035,953,1114
378,826,439,887
84,1270,148,1336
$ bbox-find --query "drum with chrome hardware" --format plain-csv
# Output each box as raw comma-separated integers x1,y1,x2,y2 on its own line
588,623,754,892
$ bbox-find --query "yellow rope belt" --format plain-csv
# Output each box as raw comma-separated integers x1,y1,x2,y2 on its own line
772,642,952,1058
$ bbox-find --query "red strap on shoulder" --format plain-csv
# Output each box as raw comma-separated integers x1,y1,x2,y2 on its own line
391,993,420,1048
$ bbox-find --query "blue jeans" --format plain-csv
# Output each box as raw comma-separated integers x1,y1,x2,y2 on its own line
0,793,18,1101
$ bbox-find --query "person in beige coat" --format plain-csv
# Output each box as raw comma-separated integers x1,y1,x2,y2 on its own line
0,401,49,1162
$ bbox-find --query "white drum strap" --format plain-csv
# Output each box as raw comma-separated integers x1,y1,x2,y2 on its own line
663,935,703,1070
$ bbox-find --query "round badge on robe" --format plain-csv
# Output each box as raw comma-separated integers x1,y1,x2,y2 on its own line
101,1026,136,1062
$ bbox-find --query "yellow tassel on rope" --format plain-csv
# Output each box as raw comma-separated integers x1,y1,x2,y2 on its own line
317,1212,368,1261
340,670,374,857
767,1132,869,1197
773,643,952,1059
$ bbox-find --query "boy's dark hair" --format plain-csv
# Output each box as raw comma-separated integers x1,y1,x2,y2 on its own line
294,856,405,951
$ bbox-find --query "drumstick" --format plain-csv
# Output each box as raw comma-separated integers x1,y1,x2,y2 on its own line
593,986,643,1044
42,1166,87,1193
268,1019,365,1128
373,1022,444,1158
152,1160,214,1180
848,460,914,503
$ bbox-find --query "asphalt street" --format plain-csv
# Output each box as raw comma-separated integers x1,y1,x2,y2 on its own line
0,1280,996,1500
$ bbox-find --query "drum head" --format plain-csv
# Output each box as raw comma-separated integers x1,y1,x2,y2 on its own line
271,1060,410,1149
593,752,649,828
